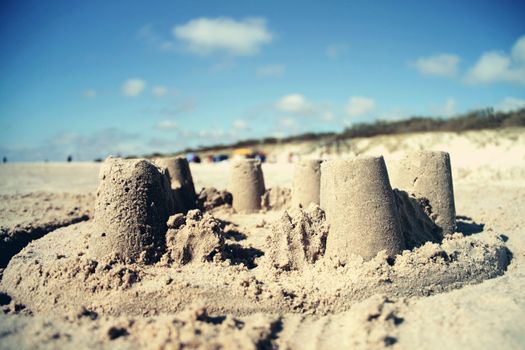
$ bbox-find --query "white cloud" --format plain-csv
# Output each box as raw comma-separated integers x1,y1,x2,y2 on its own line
325,44,348,59
279,117,297,128
378,109,412,121
212,59,236,71
345,96,376,117
442,98,457,117
2,128,141,161
232,119,249,130
412,54,460,78
432,98,457,117
122,79,146,97
83,89,96,98
173,17,273,56
465,35,525,85
511,36,525,62
138,25,176,52
321,111,334,121
153,85,168,97
155,120,178,130
465,52,513,83
257,64,285,77
276,94,311,113
495,97,525,113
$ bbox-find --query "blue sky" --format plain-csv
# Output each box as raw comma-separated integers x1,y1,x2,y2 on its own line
1,0,524,161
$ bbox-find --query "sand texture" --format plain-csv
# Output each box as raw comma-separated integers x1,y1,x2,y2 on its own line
0,192,94,267
0,128,524,349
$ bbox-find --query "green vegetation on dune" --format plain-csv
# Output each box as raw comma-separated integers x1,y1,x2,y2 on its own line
339,108,525,139
153,108,525,157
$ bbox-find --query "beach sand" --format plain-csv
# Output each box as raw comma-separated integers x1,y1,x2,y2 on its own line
0,128,524,349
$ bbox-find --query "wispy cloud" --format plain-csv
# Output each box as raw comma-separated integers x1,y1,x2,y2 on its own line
154,120,178,131
232,118,249,130
141,98,197,117
325,44,348,59
412,54,460,78
274,93,337,127
276,94,314,114
137,24,175,52
173,17,273,56
279,116,297,128
212,58,236,71
1,128,141,161
345,96,376,117
83,89,97,98
430,97,457,117
153,85,168,97
257,64,285,77
495,96,525,112
465,35,525,85
122,79,146,97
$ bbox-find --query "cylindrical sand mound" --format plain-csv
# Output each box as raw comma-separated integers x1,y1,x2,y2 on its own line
291,159,322,208
90,157,174,263
154,157,197,213
229,159,265,213
389,151,456,236
321,157,405,261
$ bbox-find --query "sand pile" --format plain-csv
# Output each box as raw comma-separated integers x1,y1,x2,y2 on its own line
0,295,406,349
196,187,232,211
393,190,441,248
163,210,224,266
264,204,328,270
0,304,282,350
0,217,509,317
261,187,291,211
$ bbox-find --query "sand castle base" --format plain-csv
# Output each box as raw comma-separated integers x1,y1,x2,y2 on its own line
1,209,509,317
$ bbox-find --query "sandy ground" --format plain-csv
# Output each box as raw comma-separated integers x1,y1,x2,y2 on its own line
0,129,524,349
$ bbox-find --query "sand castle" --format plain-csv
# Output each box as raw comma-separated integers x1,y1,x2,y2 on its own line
291,159,322,208
90,157,174,263
389,151,456,236
89,153,456,264
0,153,510,322
229,159,266,213
321,157,405,261
154,157,197,213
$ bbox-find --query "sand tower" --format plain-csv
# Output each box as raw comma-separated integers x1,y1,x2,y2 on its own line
229,159,266,213
155,157,197,213
291,159,322,207
389,151,456,236
90,157,174,263
321,157,405,261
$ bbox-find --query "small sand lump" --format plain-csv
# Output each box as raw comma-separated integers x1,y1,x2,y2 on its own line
164,209,224,265
197,187,233,211
265,204,328,270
